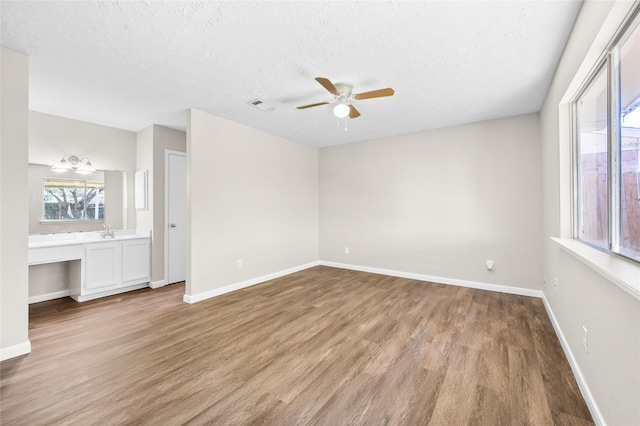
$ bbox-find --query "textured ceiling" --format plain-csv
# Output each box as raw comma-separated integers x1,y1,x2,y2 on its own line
1,1,583,148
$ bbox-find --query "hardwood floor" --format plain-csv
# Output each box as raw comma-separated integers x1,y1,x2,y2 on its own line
1,266,593,425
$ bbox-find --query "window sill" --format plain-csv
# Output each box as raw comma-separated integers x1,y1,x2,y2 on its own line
551,237,640,301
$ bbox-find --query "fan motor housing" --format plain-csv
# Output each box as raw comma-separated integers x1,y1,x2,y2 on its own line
334,82,353,96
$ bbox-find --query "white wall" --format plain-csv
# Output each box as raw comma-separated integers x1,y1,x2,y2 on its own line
135,125,154,243
320,113,542,291
135,125,186,284
187,109,319,298
29,111,137,230
540,1,640,425
1,47,31,360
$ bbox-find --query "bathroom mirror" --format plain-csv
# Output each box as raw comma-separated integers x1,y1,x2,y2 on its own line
28,163,127,234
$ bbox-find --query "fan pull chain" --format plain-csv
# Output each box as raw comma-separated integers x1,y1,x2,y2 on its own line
335,117,348,132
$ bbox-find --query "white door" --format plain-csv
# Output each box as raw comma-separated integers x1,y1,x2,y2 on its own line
165,150,187,284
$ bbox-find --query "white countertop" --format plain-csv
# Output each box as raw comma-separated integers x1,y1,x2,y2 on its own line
29,229,151,249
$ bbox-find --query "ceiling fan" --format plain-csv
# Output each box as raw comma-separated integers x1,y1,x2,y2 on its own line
296,77,395,119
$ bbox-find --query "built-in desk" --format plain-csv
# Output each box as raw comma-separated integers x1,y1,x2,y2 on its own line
28,230,151,302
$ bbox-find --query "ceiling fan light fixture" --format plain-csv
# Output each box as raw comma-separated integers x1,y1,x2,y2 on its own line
333,103,350,118
298,77,394,121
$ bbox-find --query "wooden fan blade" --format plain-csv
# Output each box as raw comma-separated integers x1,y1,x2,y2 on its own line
296,101,331,110
315,77,339,96
353,88,395,100
348,104,361,119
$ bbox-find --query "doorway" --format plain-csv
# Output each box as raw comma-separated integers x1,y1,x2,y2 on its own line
164,150,187,285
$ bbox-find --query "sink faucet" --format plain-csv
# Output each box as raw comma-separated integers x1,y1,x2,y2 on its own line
101,224,115,238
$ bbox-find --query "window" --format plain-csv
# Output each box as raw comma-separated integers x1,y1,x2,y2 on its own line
574,14,640,263
576,66,608,250
616,20,640,260
43,178,104,221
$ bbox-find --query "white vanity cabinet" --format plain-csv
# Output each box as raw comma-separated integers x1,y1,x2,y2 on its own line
29,230,151,302
77,237,151,301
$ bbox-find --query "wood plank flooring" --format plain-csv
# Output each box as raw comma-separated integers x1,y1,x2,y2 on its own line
1,266,593,425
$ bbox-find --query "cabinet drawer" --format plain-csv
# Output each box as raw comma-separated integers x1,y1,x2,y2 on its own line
29,247,62,264
29,244,84,265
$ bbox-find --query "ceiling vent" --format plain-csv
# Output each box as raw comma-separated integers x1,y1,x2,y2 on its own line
247,98,277,112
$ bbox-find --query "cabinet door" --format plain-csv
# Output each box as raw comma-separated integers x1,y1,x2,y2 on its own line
122,239,150,284
84,242,120,291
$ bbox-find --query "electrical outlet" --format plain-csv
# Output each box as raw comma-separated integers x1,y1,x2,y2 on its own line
582,326,589,353
553,278,559,294
237,259,243,269
344,246,350,254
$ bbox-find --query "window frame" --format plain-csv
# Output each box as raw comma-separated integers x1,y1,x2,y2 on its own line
573,62,610,251
571,10,640,265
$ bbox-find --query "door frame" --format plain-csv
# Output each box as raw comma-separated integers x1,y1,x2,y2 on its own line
164,149,187,287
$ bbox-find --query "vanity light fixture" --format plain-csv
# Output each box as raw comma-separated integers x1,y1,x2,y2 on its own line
51,155,96,174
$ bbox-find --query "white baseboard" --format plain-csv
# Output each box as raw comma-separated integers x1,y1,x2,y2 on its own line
319,261,543,298
184,260,542,304
29,290,70,304
149,279,167,289
183,261,321,304
0,340,31,361
541,294,605,426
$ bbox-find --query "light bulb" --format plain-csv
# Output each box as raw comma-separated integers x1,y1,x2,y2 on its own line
333,103,350,118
